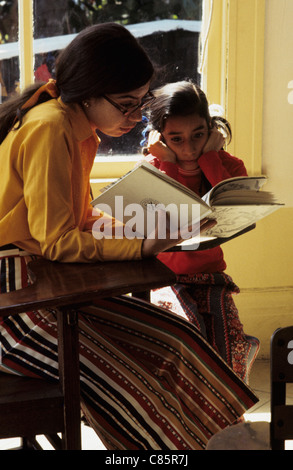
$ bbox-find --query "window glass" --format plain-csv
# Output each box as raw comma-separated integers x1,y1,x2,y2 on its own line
33,0,202,156
0,0,19,102
0,0,202,155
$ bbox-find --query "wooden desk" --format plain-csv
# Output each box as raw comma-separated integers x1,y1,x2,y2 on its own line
0,257,176,449
0,257,176,313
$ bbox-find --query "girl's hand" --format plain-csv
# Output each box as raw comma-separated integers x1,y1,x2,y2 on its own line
202,127,225,154
147,130,176,163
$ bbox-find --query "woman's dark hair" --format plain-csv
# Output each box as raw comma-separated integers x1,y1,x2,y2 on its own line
0,22,154,144
56,22,154,102
146,80,232,143
0,83,50,144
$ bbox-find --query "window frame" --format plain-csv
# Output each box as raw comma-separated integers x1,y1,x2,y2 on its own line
200,0,266,175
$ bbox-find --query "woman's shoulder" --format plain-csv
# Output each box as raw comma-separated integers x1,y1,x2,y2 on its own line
23,99,69,127
17,99,79,144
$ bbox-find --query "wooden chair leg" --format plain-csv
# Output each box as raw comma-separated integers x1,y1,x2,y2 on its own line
57,309,81,450
45,434,63,450
21,436,43,450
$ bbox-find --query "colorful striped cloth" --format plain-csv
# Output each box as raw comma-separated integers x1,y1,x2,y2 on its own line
0,252,258,450
152,273,260,383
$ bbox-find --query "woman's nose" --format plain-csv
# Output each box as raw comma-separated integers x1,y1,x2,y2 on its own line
128,108,143,123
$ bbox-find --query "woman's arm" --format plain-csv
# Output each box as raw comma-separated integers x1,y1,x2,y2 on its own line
21,119,144,262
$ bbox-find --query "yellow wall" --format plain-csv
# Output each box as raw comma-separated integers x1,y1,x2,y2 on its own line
201,0,293,357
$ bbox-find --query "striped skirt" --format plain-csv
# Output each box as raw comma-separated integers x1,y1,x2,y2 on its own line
151,273,260,383
0,251,258,450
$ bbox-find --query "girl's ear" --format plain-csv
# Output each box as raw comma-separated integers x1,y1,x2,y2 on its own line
209,117,217,131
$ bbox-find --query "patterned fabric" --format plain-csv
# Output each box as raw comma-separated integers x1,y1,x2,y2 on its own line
151,273,260,383
0,253,258,450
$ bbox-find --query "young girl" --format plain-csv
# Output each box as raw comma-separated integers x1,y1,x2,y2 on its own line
143,80,260,383
0,29,257,450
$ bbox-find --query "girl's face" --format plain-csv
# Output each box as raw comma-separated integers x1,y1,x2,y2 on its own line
162,113,209,170
83,82,151,137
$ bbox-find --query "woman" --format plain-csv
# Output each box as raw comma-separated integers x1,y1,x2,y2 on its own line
0,24,257,450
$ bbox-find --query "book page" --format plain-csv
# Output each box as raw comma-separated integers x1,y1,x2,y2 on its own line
211,190,277,205
212,175,267,195
141,162,203,201
204,204,281,237
202,176,268,205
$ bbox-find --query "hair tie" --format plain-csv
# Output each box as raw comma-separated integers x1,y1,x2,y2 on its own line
140,115,150,147
21,79,59,110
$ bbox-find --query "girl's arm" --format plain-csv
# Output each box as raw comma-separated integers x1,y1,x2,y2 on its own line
198,151,248,187
198,128,247,186
144,130,179,180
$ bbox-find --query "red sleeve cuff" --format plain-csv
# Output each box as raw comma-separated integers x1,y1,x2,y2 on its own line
158,160,179,179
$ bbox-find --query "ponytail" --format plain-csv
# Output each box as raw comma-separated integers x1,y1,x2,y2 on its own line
0,82,55,144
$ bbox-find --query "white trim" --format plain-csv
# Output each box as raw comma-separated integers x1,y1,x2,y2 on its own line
94,155,140,163
197,0,213,74
0,248,30,257
91,178,116,184
0,20,201,60
128,19,202,36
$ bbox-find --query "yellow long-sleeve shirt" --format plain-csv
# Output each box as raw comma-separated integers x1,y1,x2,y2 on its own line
0,97,143,262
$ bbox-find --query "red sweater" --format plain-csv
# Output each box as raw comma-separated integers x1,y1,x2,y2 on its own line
145,150,248,274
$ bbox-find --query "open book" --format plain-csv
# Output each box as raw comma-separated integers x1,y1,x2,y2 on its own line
91,161,283,244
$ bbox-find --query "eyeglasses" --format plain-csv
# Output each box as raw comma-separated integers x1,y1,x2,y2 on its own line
103,91,155,116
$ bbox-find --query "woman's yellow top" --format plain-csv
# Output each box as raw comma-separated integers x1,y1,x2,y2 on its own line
0,97,143,262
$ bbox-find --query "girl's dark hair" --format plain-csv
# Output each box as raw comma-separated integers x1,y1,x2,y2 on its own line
0,22,154,144
146,80,232,143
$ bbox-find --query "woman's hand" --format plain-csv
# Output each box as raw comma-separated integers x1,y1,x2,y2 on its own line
202,128,225,154
147,130,177,163
141,215,217,258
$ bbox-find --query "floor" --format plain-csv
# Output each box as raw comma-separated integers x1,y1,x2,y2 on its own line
1,359,292,450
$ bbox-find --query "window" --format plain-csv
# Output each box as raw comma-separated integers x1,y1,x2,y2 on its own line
0,0,202,157
0,0,19,99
